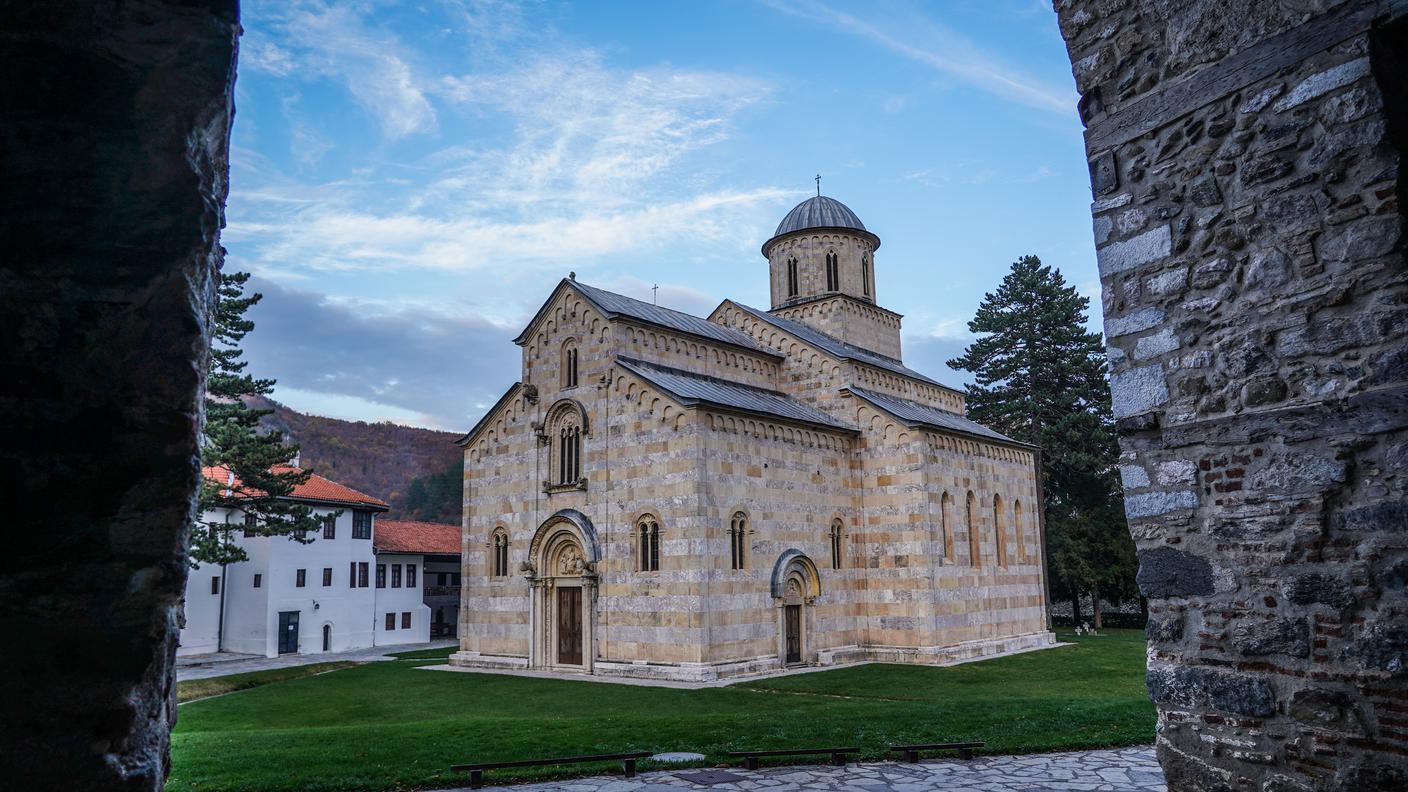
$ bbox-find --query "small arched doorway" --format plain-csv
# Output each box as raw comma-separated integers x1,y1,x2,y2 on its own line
770,550,821,667
322,624,331,652
525,509,600,672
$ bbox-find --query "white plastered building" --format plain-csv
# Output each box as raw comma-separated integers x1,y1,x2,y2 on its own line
179,466,432,658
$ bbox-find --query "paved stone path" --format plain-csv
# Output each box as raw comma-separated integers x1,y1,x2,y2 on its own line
439,747,1163,791
176,640,455,680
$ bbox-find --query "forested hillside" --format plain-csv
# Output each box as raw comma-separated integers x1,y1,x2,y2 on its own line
251,396,462,519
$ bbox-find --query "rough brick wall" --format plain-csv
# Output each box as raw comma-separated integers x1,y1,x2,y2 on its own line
1055,0,1407,788
0,2,238,788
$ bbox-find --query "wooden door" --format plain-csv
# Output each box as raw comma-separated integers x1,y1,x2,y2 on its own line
322,624,331,652
556,587,582,665
784,604,801,664
278,611,300,654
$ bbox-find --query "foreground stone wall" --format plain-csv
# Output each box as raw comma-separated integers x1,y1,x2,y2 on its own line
0,2,237,789
1055,0,1407,789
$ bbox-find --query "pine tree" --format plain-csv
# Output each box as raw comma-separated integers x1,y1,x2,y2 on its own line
190,272,327,566
947,255,1134,626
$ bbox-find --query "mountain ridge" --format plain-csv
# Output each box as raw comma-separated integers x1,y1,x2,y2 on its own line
249,395,462,520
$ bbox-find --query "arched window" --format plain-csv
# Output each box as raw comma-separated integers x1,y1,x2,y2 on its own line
558,424,581,484
1013,499,1024,564
561,340,579,389
490,529,509,577
729,511,748,570
967,491,980,567
825,250,839,291
994,494,1007,568
940,491,954,562
861,254,871,297
638,515,660,572
829,519,843,569
786,256,799,297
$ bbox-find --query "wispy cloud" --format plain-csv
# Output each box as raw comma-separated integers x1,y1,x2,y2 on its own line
924,318,977,341
227,1,798,423
243,1,437,138
898,160,1053,188
433,51,773,211
228,186,794,284
230,23,790,296
761,0,1072,114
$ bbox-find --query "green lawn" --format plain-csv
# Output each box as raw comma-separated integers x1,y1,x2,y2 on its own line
169,630,1153,792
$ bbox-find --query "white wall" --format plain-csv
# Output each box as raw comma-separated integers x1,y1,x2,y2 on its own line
179,561,224,655
179,505,385,657
372,553,431,646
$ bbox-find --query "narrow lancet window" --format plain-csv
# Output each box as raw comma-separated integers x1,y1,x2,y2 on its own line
558,425,581,484
994,494,1007,568
729,511,747,570
967,491,980,567
562,340,579,388
638,517,660,572
825,250,839,291
491,529,509,577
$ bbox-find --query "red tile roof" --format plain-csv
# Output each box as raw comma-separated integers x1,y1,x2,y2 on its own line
375,520,461,556
202,464,389,510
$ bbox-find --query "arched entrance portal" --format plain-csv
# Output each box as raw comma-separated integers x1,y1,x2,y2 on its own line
770,550,821,667
525,509,600,672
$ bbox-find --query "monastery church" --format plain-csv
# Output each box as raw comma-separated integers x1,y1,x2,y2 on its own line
453,194,1054,682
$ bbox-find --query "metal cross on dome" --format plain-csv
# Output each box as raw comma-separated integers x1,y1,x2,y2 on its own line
815,174,821,196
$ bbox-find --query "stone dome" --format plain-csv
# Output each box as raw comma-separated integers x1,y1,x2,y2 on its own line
765,195,879,253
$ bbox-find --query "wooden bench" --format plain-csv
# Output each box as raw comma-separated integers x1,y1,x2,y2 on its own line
726,747,860,770
889,741,985,762
451,751,652,789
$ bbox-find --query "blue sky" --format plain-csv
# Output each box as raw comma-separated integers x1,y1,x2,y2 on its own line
230,0,1093,431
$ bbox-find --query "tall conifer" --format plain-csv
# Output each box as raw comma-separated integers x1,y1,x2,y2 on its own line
947,255,1134,625
191,272,326,566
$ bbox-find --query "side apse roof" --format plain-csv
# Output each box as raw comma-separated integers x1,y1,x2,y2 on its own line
727,302,950,389
515,279,779,358
845,386,1029,447
618,357,853,432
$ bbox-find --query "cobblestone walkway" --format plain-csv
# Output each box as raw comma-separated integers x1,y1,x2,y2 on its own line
448,746,1163,791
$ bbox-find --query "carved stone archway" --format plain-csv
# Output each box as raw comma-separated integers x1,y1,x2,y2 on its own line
771,550,821,667
524,509,599,672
